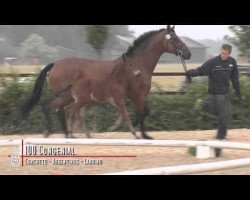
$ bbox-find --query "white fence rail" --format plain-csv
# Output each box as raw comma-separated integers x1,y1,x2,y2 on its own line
1,138,250,151
103,158,250,175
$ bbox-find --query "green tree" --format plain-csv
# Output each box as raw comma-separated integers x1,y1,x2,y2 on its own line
227,25,250,57
85,25,109,59
21,34,58,63
104,25,135,55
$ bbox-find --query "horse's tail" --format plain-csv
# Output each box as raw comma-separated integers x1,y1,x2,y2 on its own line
20,63,54,120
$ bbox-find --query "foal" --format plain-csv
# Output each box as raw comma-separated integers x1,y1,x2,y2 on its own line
66,61,141,138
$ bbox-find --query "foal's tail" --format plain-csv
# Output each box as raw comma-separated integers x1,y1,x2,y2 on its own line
20,63,54,120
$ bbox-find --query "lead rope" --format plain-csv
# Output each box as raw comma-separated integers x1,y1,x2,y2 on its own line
179,56,192,84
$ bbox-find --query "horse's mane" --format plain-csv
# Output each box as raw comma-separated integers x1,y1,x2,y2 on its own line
124,28,166,57
107,65,117,80
107,28,167,80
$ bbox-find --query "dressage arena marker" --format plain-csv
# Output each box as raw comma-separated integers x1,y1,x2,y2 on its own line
196,146,216,158
1,138,250,174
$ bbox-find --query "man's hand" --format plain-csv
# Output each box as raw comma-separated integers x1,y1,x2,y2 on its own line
186,69,198,77
186,70,191,77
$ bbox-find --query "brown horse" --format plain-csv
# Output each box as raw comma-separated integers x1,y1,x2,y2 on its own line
66,61,141,138
21,25,191,139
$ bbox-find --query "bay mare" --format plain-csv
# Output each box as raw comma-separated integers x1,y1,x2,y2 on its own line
21,25,191,139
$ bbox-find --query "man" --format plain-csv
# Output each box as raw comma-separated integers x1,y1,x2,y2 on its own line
187,44,241,156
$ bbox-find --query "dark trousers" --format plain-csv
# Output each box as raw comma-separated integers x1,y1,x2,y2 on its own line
201,94,231,140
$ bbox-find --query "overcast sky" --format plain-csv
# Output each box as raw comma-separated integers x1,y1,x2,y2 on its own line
129,25,234,40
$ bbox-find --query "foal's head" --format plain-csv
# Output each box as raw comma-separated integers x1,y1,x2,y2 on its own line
126,62,141,77
162,25,191,60
109,59,141,81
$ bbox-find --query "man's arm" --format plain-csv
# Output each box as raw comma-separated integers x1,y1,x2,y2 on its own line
231,59,241,99
187,59,212,77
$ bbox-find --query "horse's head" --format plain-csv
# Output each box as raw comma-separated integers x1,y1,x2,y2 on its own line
163,25,191,60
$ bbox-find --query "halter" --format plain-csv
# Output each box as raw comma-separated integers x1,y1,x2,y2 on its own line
166,33,192,84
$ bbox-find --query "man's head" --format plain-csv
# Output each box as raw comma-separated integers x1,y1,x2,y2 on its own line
220,44,232,60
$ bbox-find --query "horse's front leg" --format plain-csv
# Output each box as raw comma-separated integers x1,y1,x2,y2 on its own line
117,102,139,139
131,95,153,140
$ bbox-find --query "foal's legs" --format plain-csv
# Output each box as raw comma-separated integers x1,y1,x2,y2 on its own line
41,92,73,138
67,105,92,138
107,114,123,132
116,101,139,139
78,106,92,138
67,102,92,138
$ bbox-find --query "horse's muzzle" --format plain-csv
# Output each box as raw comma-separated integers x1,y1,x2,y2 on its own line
183,52,192,60
178,51,191,60
177,48,191,60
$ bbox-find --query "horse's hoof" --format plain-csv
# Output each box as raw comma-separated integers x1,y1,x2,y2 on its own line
79,130,93,134
143,135,154,140
134,132,141,139
65,136,77,138
86,133,92,138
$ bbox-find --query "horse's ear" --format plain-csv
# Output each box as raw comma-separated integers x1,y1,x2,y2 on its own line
167,25,171,32
172,25,175,30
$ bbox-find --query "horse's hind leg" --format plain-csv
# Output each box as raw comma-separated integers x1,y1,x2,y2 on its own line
65,104,79,138
41,99,54,138
57,107,74,138
42,91,73,138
